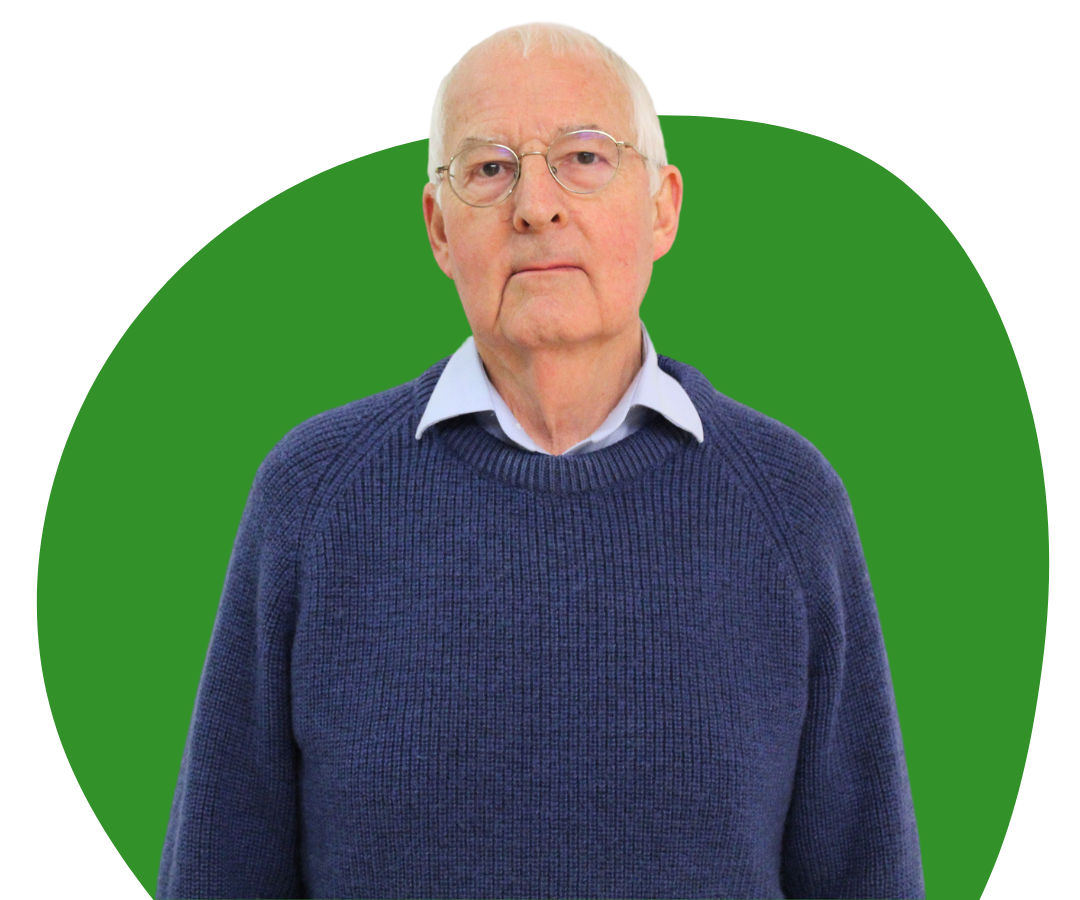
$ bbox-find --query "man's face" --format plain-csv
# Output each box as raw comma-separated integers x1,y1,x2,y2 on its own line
423,44,681,355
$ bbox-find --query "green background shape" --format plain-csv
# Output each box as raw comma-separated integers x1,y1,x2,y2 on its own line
38,117,1047,899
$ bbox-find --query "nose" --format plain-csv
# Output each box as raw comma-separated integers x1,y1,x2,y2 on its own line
511,151,568,233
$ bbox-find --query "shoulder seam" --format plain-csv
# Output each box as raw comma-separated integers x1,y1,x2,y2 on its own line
699,398,812,602
294,388,417,569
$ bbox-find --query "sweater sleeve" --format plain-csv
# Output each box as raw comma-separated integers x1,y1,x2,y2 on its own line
771,449,925,899
158,444,306,899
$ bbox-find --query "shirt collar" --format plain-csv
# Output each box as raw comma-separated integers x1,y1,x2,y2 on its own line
415,322,704,451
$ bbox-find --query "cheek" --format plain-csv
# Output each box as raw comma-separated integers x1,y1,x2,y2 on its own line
599,206,655,285
445,219,507,326
446,218,499,290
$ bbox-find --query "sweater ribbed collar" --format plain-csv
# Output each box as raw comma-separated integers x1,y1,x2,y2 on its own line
412,355,714,494
414,323,704,454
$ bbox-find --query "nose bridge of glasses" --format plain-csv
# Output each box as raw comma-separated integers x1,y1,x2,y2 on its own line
515,149,558,186
518,149,552,172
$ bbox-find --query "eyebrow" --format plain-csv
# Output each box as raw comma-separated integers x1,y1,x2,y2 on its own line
455,124,605,150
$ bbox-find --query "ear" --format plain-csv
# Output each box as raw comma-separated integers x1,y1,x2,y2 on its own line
423,182,454,279
651,164,684,262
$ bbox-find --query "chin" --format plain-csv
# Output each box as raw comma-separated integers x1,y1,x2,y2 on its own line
498,289,606,349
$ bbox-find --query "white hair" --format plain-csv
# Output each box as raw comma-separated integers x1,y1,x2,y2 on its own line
428,22,667,202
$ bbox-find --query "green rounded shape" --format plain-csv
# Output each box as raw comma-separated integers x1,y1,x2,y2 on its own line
39,117,1047,898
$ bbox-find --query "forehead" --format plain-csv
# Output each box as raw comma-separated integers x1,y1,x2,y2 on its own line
444,45,634,150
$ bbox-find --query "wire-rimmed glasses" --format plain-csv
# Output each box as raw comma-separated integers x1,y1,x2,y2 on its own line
436,129,644,208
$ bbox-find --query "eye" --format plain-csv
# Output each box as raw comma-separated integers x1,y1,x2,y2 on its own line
465,159,515,182
550,135,618,173
448,144,518,203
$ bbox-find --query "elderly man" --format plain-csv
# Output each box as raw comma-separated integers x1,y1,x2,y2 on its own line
158,23,924,900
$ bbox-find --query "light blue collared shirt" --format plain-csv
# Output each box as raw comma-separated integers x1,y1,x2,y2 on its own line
415,323,704,455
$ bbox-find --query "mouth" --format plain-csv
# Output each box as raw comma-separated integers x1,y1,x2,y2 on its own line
512,264,582,276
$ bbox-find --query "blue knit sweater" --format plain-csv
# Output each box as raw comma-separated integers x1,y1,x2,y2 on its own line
158,356,923,899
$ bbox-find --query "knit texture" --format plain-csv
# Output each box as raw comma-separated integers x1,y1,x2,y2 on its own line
158,356,924,899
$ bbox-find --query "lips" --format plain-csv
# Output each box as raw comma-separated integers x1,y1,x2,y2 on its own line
512,263,582,275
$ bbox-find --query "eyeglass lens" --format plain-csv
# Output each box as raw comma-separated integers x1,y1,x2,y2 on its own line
448,131,621,207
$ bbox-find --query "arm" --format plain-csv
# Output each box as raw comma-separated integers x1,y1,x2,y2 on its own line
778,461,924,899
158,448,304,899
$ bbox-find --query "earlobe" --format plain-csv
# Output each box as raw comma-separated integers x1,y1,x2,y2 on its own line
652,164,684,262
422,184,455,279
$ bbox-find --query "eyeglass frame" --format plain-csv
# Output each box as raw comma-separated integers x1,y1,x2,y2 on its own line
435,129,647,208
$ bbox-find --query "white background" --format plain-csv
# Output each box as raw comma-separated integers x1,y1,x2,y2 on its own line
2,2,1076,896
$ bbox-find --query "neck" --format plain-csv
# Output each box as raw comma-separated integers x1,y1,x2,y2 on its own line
476,325,644,455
